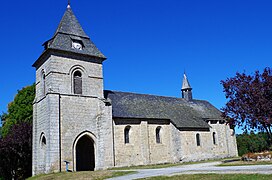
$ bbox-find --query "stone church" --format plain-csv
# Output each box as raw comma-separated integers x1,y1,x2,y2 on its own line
32,4,238,175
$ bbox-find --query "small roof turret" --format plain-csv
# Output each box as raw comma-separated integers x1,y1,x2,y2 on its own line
181,73,193,101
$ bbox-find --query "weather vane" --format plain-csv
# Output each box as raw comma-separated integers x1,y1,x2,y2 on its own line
68,0,71,6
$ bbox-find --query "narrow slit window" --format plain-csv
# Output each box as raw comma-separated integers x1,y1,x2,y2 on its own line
124,126,130,144
196,133,201,146
213,132,216,145
40,133,47,149
41,70,46,96
73,71,82,94
156,127,161,143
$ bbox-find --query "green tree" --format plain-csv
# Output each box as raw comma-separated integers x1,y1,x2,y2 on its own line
221,67,272,143
1,84,35,137
0,122,32,179
236,132,269,156
0,84,35,179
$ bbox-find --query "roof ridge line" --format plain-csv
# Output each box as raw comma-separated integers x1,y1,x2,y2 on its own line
105,90,187,100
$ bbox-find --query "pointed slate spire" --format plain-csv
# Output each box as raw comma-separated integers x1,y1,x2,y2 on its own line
182,73,192,90
33,4,106,68
54,5,89,38
181,73,193,101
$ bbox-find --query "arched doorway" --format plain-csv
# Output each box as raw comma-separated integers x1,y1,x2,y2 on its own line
76,135,95,171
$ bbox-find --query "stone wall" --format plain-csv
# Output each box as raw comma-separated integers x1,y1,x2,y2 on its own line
209,122,238,158
148,123,172,164
32,94,60,175
169,123,183,162
60,95,114,171
35,54,104,100
113,119,172,167
113,119,238,167
33,53,113,175
180,130,214,161
179,122,238,162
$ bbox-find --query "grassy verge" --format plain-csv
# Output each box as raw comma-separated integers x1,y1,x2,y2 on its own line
109,163,182,170
140,174,272,180
109,158,237,170
27,170,135,180
219,160,272,166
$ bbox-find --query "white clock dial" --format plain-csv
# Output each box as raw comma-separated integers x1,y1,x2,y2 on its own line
72,41,83,50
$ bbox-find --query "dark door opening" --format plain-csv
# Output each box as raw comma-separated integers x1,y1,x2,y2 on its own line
76,135,95,171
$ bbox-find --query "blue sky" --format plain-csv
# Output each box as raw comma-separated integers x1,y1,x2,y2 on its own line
0,0,271,133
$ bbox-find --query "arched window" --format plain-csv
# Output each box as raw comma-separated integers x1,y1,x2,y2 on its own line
40,133,47,148
124,126,131,144
73,71,82,94
213,132,216,145
42,136,46,146
156,126,161,143
41,70,46,96
196,133,201,146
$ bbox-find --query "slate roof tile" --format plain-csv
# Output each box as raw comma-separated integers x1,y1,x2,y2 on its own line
104,90,223,129
33,5,106,68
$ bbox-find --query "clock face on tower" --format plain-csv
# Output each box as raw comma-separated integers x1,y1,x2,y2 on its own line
72,41,83,50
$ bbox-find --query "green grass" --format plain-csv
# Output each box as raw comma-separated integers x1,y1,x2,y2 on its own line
27,170,135,180
140,174,272,180
109,163,182,170
219,160,272,166
109,158,237,170
109,160,215,170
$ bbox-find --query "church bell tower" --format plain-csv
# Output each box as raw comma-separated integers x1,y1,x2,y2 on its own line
32,4,114,175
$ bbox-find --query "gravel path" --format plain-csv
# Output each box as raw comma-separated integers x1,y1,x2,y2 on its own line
107,161,272,180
